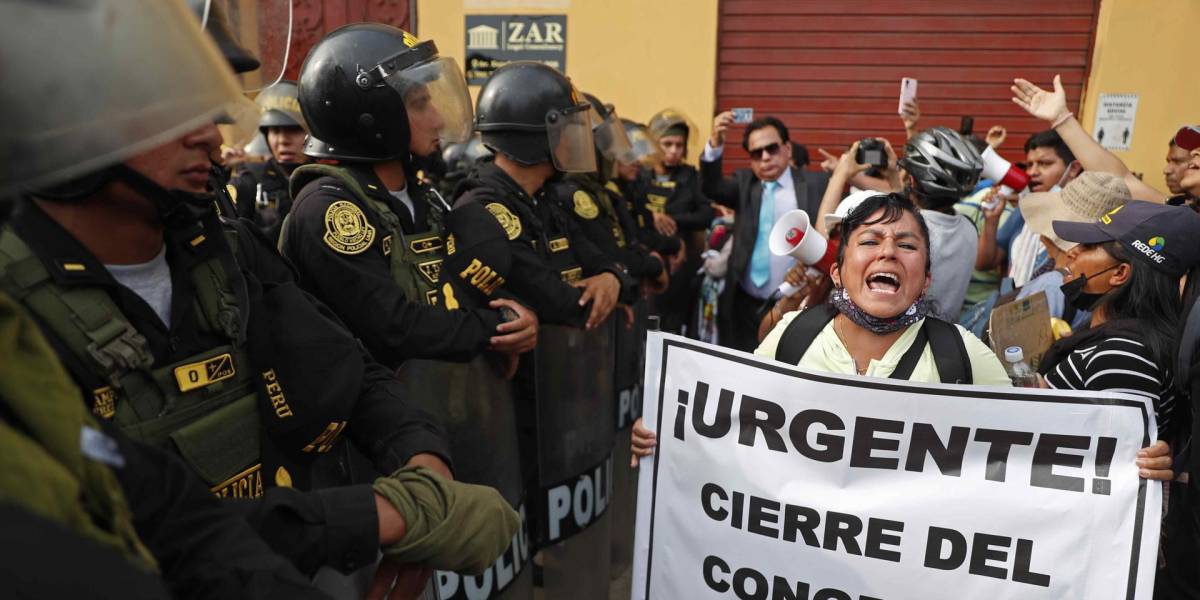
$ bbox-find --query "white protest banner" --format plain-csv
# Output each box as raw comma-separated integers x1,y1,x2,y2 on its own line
632,332,1161,600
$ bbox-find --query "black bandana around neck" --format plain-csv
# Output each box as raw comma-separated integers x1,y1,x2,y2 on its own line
829,287,929,334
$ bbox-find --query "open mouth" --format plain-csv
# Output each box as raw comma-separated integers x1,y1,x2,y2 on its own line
866,272,900,294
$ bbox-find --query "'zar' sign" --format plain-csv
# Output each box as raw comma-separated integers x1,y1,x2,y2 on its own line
632,333,1160,600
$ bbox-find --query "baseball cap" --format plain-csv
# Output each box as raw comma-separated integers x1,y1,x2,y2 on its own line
1052,201,1200,277
824,189,882,230
1020,171,1129,251
1174,125,1200,152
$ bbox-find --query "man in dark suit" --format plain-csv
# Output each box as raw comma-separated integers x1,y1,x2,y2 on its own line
700,114,830,351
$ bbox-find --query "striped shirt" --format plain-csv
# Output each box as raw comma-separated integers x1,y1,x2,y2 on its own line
1044,336,1175,433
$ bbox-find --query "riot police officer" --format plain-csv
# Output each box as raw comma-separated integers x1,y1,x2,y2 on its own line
633,108,714,335
445,62,634,599
544,92,668,296
445,62,632,327
280,24,537,370
0,0,517,594
228,81,309,243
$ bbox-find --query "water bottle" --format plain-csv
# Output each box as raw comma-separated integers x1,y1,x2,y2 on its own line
1004,346,1039,388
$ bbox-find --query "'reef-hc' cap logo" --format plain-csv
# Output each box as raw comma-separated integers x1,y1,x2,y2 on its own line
1148,236,1165,251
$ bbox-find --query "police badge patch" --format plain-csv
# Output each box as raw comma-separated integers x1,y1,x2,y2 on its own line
573,189,599,219
323,200,376,255
486,202,522,240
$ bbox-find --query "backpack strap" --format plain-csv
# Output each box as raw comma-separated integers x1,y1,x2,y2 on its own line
890,324,930,381
776,303,838,365
924,317,973,384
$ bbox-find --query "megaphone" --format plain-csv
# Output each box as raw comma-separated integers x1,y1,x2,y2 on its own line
768,209,838,297
981,145,1030,201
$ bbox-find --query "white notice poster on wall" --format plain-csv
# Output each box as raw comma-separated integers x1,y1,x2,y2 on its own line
1093,93,1139,151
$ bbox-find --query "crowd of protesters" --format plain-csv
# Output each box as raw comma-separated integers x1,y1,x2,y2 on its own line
623,78,1200,597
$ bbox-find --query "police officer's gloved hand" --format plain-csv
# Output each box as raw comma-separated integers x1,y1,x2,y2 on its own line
371,466,519,574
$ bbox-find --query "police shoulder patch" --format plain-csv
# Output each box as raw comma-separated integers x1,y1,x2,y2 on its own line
486,202,522,240
573,189,599,219
323,200,376,255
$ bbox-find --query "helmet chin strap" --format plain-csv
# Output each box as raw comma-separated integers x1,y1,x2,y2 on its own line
109,164,216,227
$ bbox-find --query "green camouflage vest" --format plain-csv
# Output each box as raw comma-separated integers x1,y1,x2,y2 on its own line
288,164,448,306
0,225,266,498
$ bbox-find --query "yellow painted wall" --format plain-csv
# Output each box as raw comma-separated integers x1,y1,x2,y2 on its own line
416,0,720,159
1079,0,1200,193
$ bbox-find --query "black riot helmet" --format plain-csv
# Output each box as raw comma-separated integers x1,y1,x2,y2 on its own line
256,80,307,134
298,23,473,163
582,92,634,180
899,126,984,205
186,0,259,74
474,62,597,173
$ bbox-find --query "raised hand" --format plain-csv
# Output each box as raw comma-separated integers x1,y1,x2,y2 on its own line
1011,75,1070,124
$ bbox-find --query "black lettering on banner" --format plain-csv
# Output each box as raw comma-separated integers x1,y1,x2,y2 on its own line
849,417,903,470
739,395,787,452
905,423,969,476
823,511,863,556
747,494,780,538
864,519,904,563
701,553,883,600
690,381,734,439
973,429,1034,482
922,526,1051,587
924,526,968,571
788,409,845,462
1031,433,1089,492
782,503,821,547
701,483,728,521
969,533,1011,580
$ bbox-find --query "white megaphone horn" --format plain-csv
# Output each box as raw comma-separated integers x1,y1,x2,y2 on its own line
981,146,1030,204
768,209,839,297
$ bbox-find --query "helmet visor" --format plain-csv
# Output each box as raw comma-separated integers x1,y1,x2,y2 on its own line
594,108,634,162
254,82,307,131
625,125,661,166
546,103,597,173
217,96,268,150
383,57,475,148
1,0,246,196
202,0,293,92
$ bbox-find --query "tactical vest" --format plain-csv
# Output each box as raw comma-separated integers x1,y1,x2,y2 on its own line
511,190,584,285
572,179,626,250
645,176,676,215
232,162,291,229
0,226,267,499
290,164,448,306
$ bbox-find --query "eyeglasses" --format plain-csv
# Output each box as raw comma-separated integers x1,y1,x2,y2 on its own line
748,142,782,161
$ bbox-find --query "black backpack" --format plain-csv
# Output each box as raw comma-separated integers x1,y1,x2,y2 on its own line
775,303,973,384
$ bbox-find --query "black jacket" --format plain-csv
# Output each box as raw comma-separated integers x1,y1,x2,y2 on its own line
699,157,830,342
548,175,664,280
230,158,294,244
447,162,631,327
629,164,713,233
282,164,502,367
6,198,451,576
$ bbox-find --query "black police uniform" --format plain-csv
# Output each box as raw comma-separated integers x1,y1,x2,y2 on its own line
548,174,664,283
229,157,294,243
2,197,451,575
614,176,682,257
447,161,634,325
281,164,503,367
629,164,712,334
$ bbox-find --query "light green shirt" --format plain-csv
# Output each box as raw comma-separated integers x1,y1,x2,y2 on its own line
755,311,1012,387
